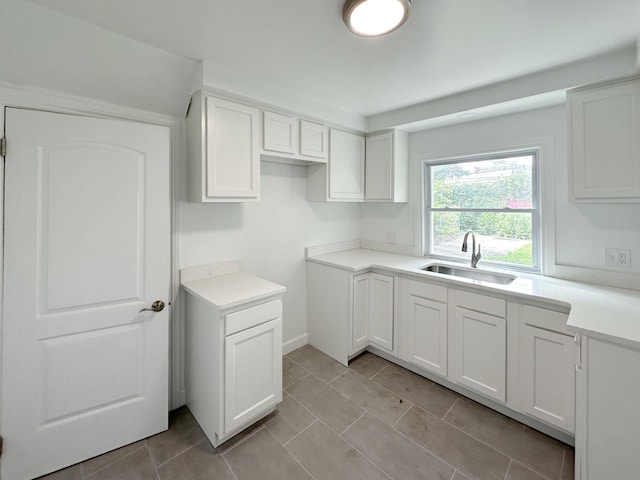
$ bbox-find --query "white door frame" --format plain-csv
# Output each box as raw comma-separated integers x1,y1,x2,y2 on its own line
0,82,186,417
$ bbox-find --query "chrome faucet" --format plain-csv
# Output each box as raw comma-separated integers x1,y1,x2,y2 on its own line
462,231,481,268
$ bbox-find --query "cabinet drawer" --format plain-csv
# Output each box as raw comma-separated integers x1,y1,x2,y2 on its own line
456,290,505,318
225,299,282,335
522,305,570,335
405,278,447,303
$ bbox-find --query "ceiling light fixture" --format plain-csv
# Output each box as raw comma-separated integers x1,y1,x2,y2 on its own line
343,0,412,37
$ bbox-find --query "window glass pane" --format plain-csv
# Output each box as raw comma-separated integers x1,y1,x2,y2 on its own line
432,211,533,266
431,155,534,209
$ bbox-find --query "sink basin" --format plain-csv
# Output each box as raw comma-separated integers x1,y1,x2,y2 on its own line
422,264,516,285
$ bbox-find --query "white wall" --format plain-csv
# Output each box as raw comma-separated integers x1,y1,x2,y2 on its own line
0,0,197,117
179,161,361,346
362,105,640,288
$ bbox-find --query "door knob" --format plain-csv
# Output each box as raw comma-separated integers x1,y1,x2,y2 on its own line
139,300,165,313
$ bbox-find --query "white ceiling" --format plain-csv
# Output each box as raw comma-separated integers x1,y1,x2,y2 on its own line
20,0,640,121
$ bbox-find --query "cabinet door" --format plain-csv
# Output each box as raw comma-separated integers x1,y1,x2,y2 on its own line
569,80,640,201
329,129,365,200
263,111,297,154
405,294,447,376
352,274,370,352
580,337,640,480
365,131,393,200
520,324,576,432
368,273,394,352
452,307,506,402
300,120,328,159
224,318,282,434
205,96,260,200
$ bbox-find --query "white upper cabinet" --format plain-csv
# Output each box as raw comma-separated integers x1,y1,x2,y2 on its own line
568,77,640,202
300,120,329,159
263,111,297,155
262,111,328,164
329,129,366,199
187,94,260,202
308,128,408,203
365,129,408,203
308,128,365,201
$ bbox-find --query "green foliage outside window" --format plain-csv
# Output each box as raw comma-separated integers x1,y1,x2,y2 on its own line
429,155,536,267
431,160,533,241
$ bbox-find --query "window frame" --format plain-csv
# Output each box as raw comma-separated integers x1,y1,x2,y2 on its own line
423,148,541,273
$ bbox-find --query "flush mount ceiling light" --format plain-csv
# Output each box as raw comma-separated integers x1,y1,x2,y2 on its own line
343,0,412,37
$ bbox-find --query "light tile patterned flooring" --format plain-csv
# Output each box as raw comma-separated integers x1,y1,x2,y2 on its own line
40,345,574,480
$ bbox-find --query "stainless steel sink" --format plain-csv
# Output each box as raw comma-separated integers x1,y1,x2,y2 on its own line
421,264,516,285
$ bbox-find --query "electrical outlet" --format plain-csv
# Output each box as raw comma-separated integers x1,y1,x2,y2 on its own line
605,248,631,268
386,232,397,244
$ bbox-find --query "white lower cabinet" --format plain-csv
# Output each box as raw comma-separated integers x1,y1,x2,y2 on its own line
352,274,370,352
307,261,580,444
185,293,282,446
452,305,507,402
575,336,640,480
450,290,507,402
307,264,394,366
368,273,395,351
224,317,282,434
352,272,394,353
519,305,576,433
401,278,448,377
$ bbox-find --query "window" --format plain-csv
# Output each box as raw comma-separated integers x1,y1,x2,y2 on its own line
424,150,539,270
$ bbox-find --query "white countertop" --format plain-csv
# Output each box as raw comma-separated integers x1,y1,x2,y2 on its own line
181,270,286,310
307,248,640,349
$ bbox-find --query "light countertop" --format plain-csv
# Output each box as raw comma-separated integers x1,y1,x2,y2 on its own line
307,248,640,349
181,262,286,310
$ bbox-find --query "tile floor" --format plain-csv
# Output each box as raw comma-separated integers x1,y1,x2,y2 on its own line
40,345,574,480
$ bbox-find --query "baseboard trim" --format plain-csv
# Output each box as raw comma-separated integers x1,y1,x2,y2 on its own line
283,333,308,355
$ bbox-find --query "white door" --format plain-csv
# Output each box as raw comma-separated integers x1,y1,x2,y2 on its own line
351,274,369,352
406,295,448,376
452,307,507,402
224,317,282,435
520,324,576,432
204,96,260,200
329,129,365,200
299,120,327,159
368,273,394,352
365,131,393,200
2,108,170,479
